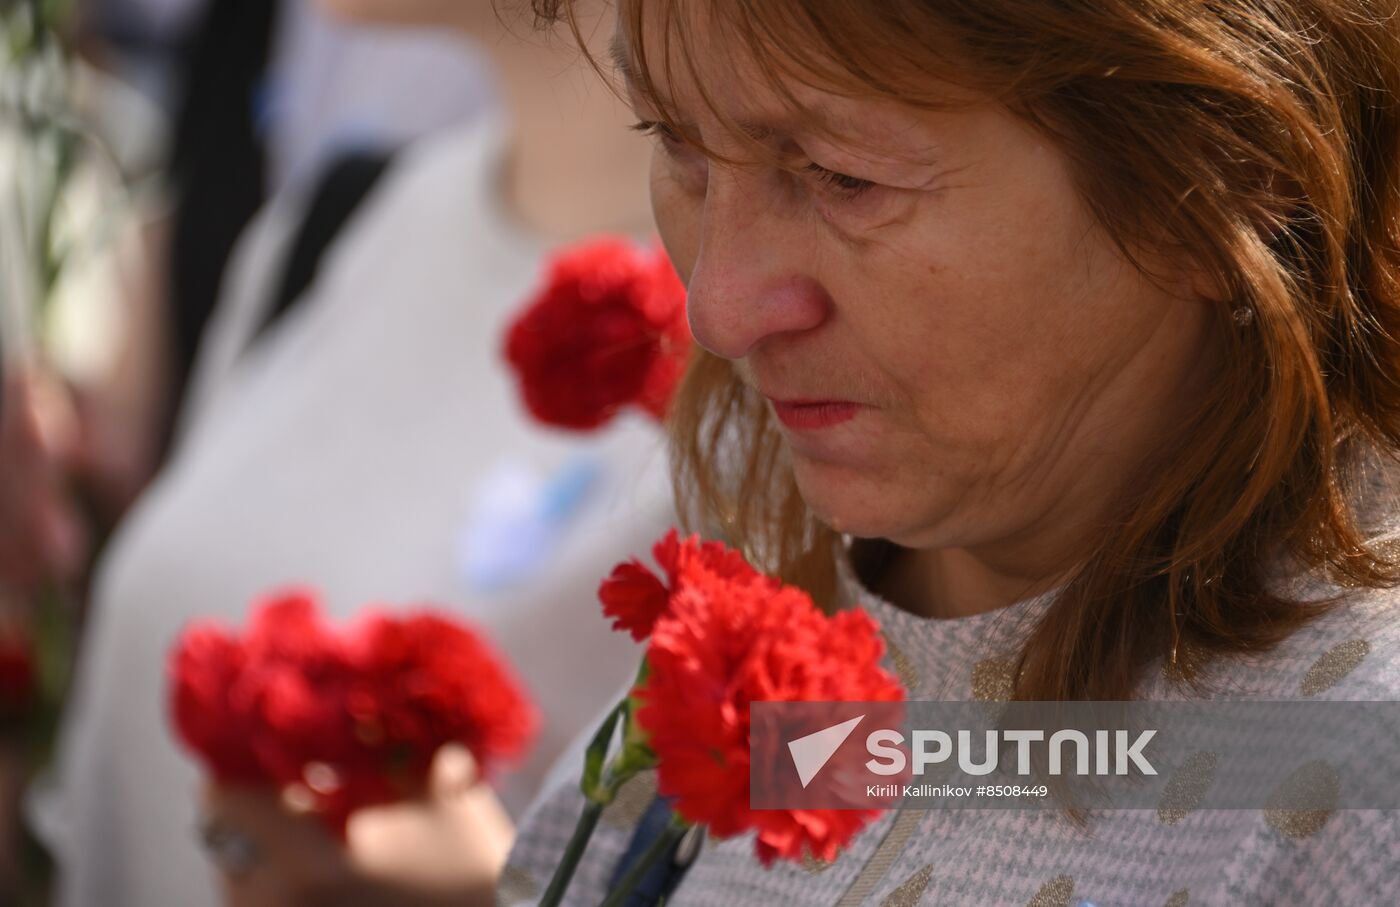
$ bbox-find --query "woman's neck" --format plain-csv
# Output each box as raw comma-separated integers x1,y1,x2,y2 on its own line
865,477,1109,619
456,15,654,242
875,543,1070,620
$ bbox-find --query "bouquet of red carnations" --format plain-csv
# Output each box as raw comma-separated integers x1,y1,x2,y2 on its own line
169,590,537,836
540,530,906,907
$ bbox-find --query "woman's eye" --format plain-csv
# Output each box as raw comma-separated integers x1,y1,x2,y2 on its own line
804,162,876,199
631,119,708,191
630,120,684,148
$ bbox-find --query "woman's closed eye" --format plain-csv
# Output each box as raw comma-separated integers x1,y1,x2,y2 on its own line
631,119,705,172
630,119,684,147
632,119,709,192
632,118,884,214
802,162,876,199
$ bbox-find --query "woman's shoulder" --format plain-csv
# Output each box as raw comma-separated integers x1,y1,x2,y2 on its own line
1217,574,1400,701
1264,457,1400,700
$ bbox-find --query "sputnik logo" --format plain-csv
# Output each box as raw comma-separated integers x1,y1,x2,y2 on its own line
787,715,866,788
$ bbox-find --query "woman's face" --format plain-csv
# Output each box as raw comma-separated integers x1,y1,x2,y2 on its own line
624,22,1222,560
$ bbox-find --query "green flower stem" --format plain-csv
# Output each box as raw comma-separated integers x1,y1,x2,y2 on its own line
539,655,661,906
537,798,605,907
580,701,624,802
539,698,627,907
598,819,687,907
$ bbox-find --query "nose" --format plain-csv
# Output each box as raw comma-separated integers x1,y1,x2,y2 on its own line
684,172,831,360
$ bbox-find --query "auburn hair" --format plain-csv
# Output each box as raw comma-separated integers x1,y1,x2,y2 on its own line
536,0,1400,700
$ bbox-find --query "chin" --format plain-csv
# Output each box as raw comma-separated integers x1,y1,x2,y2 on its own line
791,458,936,544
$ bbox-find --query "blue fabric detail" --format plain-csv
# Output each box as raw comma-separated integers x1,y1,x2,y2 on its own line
541,455,604,521
456,453,604,593
606,796,690,906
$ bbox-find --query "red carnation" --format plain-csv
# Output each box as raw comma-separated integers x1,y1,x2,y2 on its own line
504,237,690,431
171,624,264,782
629,539,904,866
169,590,537,836
596,561,669,643
598,529,767,641
343,611,538,781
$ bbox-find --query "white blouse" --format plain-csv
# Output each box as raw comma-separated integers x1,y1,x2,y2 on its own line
501,550,1400,906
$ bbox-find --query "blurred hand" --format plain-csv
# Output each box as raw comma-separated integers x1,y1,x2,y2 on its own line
202,745,513,907
0,365,85,594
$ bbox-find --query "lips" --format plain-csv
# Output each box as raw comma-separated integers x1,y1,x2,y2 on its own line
767,398,862,430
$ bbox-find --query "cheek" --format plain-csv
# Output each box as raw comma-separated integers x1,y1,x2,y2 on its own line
832,196,1140,452
877,285,1092,456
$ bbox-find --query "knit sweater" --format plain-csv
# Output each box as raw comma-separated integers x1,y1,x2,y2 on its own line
498,550,1400,906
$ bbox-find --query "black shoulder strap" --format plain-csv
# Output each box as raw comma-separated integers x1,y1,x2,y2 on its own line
251,149,395,345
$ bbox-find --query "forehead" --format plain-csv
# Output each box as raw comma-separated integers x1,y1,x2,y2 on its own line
607,10,804,120
608,8,960,155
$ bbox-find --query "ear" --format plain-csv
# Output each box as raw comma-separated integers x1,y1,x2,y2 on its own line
1181,255,1231,306
1130,234,1231,308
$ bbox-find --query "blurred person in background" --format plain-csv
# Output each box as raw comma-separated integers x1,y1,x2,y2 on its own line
162,0,496,447
3,7,491,892
0,0,494,602
4,2,491,895
30,0,666,905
